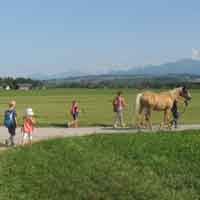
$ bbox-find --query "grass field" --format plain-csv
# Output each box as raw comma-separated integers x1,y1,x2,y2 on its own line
0,88,199,126
0,131,200,199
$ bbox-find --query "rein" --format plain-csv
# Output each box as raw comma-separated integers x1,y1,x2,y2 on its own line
179,105,187,116
179,101,189,117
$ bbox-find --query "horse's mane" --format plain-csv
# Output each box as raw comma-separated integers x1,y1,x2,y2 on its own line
146,87,181,101
159,87,180,94
168,87,181,100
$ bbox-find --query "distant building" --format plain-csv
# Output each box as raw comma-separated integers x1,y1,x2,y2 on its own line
17,83,33,91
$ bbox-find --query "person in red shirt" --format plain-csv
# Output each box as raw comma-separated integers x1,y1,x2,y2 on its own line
68,100,79,128
21,108,36,145
113,91,126,128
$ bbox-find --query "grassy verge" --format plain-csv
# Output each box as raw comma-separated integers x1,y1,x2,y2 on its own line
0,131,200,199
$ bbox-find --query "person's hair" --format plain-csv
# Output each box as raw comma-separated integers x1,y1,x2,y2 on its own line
117,91,122,96
9,100,16,108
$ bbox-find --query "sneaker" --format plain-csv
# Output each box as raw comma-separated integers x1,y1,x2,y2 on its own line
113,124,117,128
122,123,126,128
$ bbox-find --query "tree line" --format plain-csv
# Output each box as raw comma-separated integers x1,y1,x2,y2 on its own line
0,77,43,89
2,76,199,90
46,78,200,89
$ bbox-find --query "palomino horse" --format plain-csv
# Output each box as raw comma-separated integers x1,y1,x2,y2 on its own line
135,86,191,129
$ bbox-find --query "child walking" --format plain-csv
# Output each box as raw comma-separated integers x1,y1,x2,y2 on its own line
68,100,79,128
21,108,36,145
4,100,17,146
112,91,126,128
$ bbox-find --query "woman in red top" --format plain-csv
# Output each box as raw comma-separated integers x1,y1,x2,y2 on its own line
21,108,36,145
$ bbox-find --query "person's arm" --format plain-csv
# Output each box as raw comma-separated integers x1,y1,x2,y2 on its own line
14,111,18,127
14,117,18,127
113,97,117,105
70,105,73,114
31,117,36,125
76,103,79,112
122,97,127,107
21,117,25,132
21,123,24,133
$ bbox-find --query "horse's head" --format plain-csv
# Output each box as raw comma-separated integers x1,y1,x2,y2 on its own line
179,86,192,102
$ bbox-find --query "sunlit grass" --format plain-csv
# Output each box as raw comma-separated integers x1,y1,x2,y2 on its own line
0,88,198,126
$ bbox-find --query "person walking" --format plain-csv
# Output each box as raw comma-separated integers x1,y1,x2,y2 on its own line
4,100,17,146
170,100,179,128
21,108,36,145
113,91,126,128
68,100,79,128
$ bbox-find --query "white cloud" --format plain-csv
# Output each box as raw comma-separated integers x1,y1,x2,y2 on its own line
192,48,200,60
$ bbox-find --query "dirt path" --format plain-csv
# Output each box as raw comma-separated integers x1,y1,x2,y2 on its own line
0,124,200,149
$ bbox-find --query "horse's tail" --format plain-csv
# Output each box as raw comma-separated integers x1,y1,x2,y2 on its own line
135,93,143,114
135,93,143,126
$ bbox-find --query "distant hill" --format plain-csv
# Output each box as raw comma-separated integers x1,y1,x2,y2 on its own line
111,58,200,75
30,69,97,80
31,58,200,80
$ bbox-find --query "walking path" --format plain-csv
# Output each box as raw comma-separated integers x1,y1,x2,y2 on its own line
0,124,200,149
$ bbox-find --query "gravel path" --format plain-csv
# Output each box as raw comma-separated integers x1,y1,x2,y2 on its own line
0,124,200,149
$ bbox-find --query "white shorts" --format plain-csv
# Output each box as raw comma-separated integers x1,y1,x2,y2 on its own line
23,132,33,141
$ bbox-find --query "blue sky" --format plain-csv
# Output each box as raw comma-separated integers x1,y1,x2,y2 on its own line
0,0,200,76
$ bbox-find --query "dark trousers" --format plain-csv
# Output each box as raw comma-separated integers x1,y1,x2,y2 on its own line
7,126,16,145
171,119,178,128
8,127,16,136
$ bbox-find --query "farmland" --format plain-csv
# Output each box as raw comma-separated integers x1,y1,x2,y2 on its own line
0,88,199,126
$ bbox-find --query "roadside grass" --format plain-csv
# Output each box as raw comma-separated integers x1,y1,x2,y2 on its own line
0,88,199,126
0,131,200,199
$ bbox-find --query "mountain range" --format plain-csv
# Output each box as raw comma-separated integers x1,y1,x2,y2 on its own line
30,58,200,80
110,58,200,76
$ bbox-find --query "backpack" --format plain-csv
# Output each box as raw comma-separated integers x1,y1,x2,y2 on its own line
4,110,14,128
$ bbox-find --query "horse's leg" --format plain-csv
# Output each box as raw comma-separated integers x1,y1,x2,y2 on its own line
161,109,170,129
136,106,143,128
165,109,171,129
140,107,151,129
144,107,150,128
149,110,153,130
141,112,146,128
140,107,146,128
159,110,166,130
139,108,145,128
144,108,152,130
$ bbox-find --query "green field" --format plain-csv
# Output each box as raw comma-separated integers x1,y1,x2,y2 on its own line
0,131,200,199
0,88,199,126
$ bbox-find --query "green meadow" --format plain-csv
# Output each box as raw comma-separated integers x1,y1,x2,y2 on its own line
1,131,200,200
0,88,199,126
